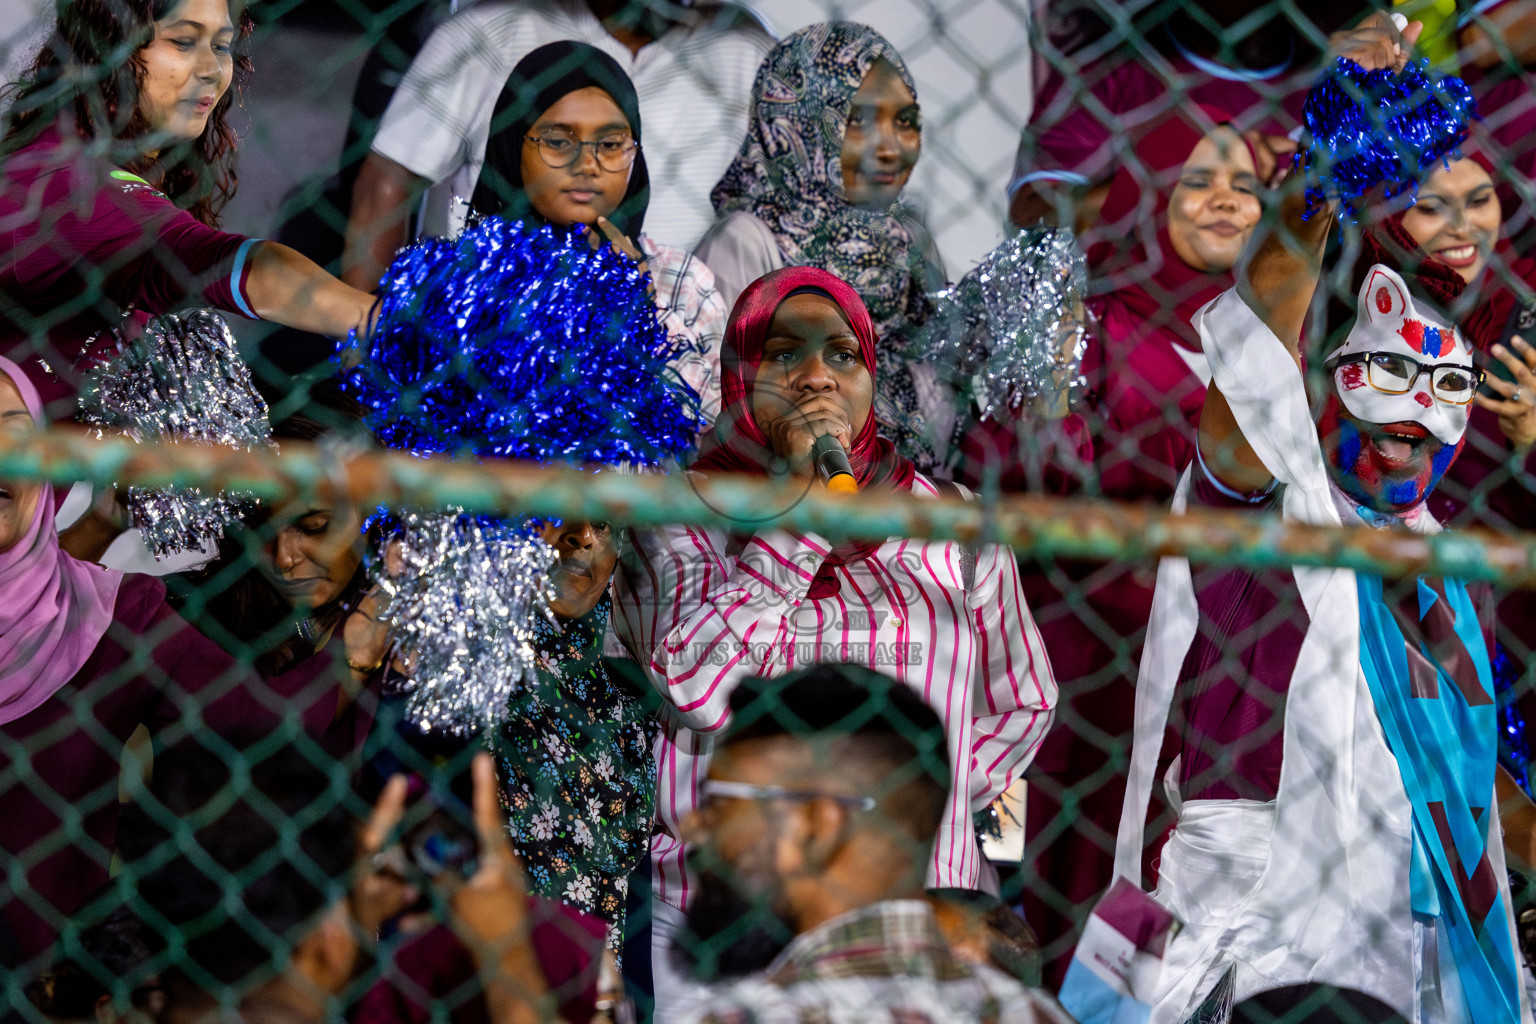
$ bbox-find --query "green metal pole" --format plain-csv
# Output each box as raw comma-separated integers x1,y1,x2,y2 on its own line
4,428,1535,586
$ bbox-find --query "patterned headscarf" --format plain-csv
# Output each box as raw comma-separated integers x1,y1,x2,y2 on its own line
710,22,925,339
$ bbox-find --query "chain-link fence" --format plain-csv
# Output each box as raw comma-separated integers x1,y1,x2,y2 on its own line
5,1,1536,1023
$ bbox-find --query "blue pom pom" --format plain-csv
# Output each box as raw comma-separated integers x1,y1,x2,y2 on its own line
1300,57,1478,220
342,217,701,466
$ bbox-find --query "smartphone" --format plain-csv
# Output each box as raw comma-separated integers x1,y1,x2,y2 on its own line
404,804,480,880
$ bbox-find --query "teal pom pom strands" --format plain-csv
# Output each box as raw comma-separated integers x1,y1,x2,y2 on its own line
343,217,703,734
342,216,701,465
1300,57,1477,220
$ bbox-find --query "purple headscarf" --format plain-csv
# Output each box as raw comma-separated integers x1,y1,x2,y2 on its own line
0,355,122,725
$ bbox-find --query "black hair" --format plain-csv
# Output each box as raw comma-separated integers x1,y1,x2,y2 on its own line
1,0,256,226
167,379,376,675
119,739,356,989
25,905,159,1019
725,664,952,840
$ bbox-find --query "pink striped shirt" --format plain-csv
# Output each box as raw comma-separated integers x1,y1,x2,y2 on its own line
614,474,1057,908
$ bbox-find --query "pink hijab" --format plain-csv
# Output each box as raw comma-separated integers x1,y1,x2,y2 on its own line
0,355,122,725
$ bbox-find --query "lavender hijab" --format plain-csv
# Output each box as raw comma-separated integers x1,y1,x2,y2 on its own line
0,355,122,725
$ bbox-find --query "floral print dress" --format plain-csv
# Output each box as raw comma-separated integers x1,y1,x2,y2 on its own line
494,595,656,953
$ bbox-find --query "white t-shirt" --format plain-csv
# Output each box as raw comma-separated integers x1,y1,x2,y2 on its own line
371,0,772,249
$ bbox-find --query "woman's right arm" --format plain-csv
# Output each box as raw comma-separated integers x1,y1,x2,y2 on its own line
243,240,377,342
612,520,826,733
69,169,377,343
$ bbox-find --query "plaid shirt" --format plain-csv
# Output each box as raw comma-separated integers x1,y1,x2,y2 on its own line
679,900,1074,1024
640,236,725,428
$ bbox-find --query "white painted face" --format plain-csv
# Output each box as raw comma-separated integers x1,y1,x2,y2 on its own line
1326,265,1475,447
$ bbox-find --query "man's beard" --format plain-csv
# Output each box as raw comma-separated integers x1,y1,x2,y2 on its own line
670,867,797,981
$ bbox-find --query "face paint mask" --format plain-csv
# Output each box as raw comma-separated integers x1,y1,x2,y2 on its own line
1320,265,1476,515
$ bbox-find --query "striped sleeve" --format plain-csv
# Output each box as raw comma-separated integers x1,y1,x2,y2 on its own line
219,237,261,319
614,521,830,733
966,540,1057,810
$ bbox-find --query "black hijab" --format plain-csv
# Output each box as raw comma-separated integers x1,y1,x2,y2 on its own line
472,40,650,239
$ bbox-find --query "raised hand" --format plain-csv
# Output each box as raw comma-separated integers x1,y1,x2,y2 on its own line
445,753,556,1024
1327,11,1423,73
350,774,417,935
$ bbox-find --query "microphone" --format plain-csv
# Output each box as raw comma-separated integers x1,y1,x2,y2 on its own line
811,434,859,494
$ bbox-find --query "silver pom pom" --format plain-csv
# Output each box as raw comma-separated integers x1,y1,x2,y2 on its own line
383,511,557,735
79,309,272,559
914,227,1088,418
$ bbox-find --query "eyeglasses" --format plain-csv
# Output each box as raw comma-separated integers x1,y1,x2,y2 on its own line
698,779,877,816
1330,351,1484,405
524,130,640,172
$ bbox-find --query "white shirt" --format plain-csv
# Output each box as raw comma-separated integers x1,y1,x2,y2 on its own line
370,0,772,249
614,474,1056,908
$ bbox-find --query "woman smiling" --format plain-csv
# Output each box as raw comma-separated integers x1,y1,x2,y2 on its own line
1398,157,1502,284
0,356,275,970
962,104,1265,985
0,0,378,420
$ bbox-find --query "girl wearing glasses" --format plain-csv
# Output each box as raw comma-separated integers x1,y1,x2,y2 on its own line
473,40,725,425
467,41,700,968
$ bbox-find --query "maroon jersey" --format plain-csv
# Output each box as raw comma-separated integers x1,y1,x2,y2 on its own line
0,126,259,418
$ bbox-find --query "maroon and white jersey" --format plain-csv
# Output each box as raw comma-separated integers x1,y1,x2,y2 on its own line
615,473,1056,907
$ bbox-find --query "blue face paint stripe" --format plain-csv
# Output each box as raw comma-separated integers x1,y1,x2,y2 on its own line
1423,325,1444,358
1431,442,1457,479
1339,422,1362,470
1390,479,1421,506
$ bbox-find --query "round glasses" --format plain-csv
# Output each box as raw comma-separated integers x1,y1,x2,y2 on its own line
695,779,876,826
524,130,640,172
1331,351,1484,405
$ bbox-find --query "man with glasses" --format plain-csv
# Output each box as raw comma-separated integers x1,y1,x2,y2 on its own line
671,664,1070,1024
1112,208,1531,1021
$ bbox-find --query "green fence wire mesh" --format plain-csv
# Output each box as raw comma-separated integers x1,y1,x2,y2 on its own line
4,1,1536,1023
